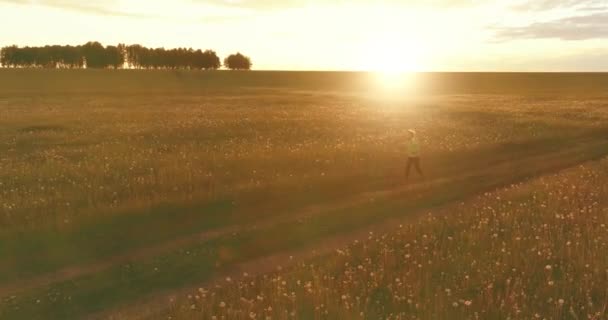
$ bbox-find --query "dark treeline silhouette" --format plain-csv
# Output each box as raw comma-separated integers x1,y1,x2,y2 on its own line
0,42,251,70
224,52,252,70
124,45,220,70
1,45,85,68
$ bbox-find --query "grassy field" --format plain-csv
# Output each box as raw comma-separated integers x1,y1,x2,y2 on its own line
0,69,607,319
166,157,608,320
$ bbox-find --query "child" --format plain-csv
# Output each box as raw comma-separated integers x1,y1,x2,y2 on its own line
405,129,424,179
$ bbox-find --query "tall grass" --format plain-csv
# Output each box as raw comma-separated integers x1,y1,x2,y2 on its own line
167,158,608,319
2,88,607,231
2,70,608,318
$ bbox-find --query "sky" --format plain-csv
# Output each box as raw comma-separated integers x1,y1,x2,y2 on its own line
0,0,607,71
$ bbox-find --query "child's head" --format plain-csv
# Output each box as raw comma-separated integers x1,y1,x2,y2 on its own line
408,129,416,139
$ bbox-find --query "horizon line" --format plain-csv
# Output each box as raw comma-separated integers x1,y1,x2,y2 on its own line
1,68,607,73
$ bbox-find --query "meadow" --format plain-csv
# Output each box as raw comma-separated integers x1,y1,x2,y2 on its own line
166,157,608,320
2,70,607,230
0,69,607,319
121,155,608,320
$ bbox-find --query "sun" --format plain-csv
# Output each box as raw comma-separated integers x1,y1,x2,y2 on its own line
362,34,424,73
359,33,424,92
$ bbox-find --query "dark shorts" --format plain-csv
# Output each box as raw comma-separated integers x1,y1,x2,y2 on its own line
405,157,423,176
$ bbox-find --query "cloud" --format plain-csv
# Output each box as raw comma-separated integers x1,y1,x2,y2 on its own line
189,0,480,10
493,0,608,41
0,0,256,23
516,48,608,71
494,12,608,41
2,0,480,13
0,0,154,17
510,0,607,11
0,0,486,27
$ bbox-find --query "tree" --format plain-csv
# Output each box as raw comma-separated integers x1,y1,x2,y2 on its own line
1,43,251,70
64,45,84,68
224,52,252,70
105,45,125,69
82,41,107,68
201,50,221,70
1,46,18,67
126,44,144,69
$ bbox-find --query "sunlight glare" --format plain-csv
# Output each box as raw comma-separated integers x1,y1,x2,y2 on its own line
362,32,424,73
360,31,424,93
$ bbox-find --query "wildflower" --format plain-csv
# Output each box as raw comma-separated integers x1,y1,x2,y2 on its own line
219,301,226,308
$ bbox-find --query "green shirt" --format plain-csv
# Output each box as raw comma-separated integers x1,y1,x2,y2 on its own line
407,138,420,157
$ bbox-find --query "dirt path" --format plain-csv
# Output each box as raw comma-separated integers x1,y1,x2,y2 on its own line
102,198,448,320
0,158,521,300
0,174,442,299
95,141,608,319
100,151,608,320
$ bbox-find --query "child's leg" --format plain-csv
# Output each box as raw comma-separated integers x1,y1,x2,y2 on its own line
405,158,413,178
414,158,424,176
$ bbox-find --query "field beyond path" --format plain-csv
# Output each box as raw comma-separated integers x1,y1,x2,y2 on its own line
1,70,608,319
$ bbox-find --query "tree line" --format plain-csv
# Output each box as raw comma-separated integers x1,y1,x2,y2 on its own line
0,42,252,70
